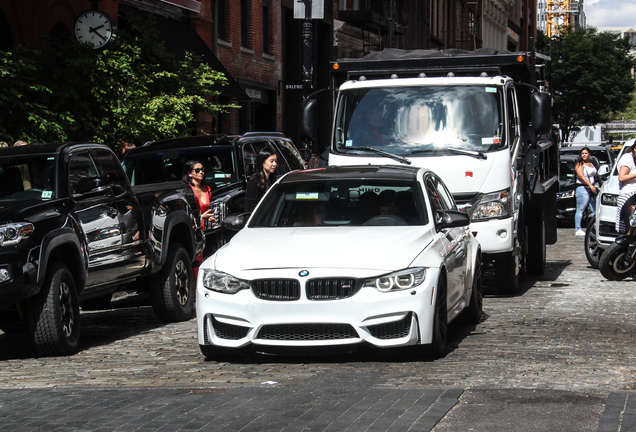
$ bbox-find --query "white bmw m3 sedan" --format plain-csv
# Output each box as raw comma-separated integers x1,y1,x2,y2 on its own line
196,165,482,359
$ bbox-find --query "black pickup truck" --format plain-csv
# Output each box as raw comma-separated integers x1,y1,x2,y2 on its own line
121,132,306,254
0,143,204,356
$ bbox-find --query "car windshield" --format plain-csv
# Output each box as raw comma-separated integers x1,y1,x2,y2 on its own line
334,85,505,155
250,179,428,227
0,155,56,201
560,148,612,168
123,146,236,189
560,159,576,183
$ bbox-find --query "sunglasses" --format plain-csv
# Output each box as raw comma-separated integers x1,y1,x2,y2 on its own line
192,168,205,174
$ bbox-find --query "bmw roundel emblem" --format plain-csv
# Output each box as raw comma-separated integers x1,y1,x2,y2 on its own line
299,270,309,277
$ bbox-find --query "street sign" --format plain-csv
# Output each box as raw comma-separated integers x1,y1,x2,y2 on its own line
294,0,324,19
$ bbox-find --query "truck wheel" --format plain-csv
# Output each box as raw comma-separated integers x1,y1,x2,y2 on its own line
151,244,195,322
422,275,448,358
494,252,520,295
28,262,80,356
526,212,546,275
584,216,601,269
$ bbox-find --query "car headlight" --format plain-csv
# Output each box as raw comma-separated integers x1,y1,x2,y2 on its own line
472,189,512,220
0,223,34,247
202,269,251,294
557,190,575,200
363,268,426,292
601,193,618,207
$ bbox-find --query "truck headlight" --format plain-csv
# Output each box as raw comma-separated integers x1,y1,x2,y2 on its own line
472,189,512,220
0,223,34,247
364,268,426,292
601,193,618,207
202,269,250,294
557,190,575,200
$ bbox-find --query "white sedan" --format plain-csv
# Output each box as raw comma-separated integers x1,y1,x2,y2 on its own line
196,165,482,359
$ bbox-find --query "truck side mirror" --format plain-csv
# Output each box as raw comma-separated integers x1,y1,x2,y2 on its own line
531,92,552,135
300,98,317,141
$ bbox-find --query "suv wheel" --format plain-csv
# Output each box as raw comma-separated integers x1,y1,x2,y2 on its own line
151,244,195,322
28,262,80,356
584,216,601,269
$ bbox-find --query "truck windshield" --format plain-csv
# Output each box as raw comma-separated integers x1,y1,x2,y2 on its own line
334,85,505,155
0,156,56,201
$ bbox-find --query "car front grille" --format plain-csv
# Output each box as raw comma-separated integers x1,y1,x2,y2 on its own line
252,279,300,301
367,313,413,340
256,323,359,341
212,316,250,340
306,278,359,300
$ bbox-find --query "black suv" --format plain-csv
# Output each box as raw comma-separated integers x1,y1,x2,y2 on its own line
122,133,305,253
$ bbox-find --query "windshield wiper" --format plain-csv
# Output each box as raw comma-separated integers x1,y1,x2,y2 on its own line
411,147,487,160
343,146,411,165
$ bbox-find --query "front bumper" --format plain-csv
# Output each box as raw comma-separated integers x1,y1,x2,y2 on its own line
196,267,441,350
468,217,515,254
0,248,40,310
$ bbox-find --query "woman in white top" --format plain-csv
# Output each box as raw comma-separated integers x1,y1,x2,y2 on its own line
574,147,598,236
615,144,636,233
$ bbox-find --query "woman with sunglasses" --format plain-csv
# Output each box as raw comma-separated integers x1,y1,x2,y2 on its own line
183,160,216,231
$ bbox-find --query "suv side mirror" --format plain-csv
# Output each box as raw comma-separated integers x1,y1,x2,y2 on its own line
437,210,471,230
300,99,317,141
531,92,552,135
598,165,610,177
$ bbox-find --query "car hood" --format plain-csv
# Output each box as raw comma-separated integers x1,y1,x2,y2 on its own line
0,199,61,223
213,226,434,273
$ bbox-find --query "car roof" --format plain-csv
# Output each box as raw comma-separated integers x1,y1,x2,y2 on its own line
560,145,609,152
0,142,102,157
127,133,291,156
279,165,426,183
560,154,578,161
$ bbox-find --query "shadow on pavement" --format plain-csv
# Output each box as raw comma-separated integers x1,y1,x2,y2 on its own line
0,293,167,361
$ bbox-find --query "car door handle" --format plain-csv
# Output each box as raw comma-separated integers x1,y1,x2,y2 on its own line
107,207,118,218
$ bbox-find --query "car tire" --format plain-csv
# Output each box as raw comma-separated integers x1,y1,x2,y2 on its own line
423,275,448,358
494,252,520,295
151,244,195,322
460,257,483,325
28,262,80,356
599,242,636,281
584,216,601,269
79,293,112,311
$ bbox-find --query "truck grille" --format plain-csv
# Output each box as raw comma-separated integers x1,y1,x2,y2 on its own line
256,323,358,341
252,279,300,301
367,313,413,340
212,316,250,340
306,278,359,300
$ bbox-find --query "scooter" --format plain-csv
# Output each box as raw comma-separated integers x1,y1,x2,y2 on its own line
599,205,636,280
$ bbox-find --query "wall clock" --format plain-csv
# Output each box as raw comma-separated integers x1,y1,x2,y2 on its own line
74,10,116,49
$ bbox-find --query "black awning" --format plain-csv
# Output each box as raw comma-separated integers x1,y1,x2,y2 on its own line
121,7,248,100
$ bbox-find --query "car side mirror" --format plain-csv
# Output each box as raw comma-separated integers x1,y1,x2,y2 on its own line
223,213,250,232
437,210,471,230
300,98,317,141
598,165,610,177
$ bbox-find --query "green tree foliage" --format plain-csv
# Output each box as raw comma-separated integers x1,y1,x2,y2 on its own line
0,18,234,149
612,92,636,121
0,49,71,143
551,27,635,142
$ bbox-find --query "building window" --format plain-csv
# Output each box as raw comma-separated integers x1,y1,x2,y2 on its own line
241,0,250,48
217,0,227,41
263,0,271,54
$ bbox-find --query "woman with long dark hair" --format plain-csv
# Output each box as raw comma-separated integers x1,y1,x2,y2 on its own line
183,160,216,230
246,147,278,212
574,146,597,236
615,144,636,233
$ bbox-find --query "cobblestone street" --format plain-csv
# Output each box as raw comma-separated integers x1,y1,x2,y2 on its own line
1,228,635,431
